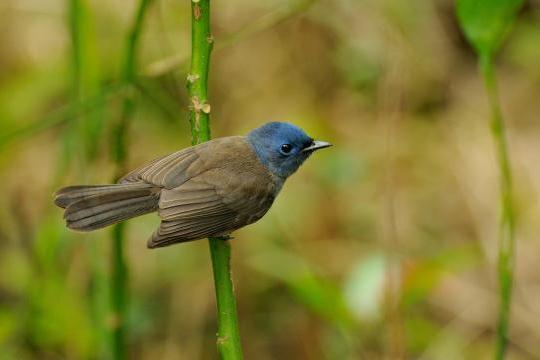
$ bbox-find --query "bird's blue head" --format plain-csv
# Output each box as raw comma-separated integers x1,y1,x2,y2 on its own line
247,122,332,179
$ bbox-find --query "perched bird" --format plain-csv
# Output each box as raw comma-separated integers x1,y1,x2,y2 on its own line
54,122,331,248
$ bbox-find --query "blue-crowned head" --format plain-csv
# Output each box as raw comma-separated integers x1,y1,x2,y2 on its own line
247,122,332,178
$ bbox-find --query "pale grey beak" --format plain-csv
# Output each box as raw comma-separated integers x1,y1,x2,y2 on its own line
302,140,332,152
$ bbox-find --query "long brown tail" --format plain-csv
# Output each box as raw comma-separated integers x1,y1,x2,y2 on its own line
54,183,160,231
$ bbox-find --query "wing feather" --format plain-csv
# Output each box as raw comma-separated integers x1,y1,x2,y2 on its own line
148,169,276,248
113,136,278,248
120,148,200,187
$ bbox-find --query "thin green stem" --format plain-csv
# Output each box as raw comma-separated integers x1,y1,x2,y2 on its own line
67,0,109,357
186,1,243,358
68,0,103,162
479,54,516,360
110,1,153,359
110,222,127,360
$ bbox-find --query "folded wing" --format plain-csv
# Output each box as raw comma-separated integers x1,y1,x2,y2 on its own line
148,168,276,248
118,136,278,248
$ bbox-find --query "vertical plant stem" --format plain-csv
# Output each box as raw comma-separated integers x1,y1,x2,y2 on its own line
67,0,103,164
187,0,213,144
110,1,153,359
66,0,87,175
67,0,108,357
208,239,243,359
110,223,127,360
186,1,244,358
479,54,516,360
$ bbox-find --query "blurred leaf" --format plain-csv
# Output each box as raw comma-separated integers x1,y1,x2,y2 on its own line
343,253,387,322
334,45,381,92
0,64,66,133
0,251,32,295
0,84,122,151
317,147,367,188
401,245,478,308
456,0,524,57
401,261,442,308
405,315,439,355
506,20,540,77
28,215,94,356
0,308,17,346
34,214,70,271
28,272,93,356
248,249,356,329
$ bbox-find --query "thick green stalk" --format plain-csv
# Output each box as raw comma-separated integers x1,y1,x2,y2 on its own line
187,0,213,145
479,54,516,360
110,1,153,359
208,239,243,359
186,1,243,358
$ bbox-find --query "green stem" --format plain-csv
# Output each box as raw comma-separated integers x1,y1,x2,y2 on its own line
186,1,243,358
110,1,153,359
110,223,127,360
68,0,109,356
187,0,213,145
68,0,103,162
479,54,516,360
209,238,243,359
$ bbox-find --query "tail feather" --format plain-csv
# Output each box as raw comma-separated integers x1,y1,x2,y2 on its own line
54,183,160,231
54,184,144,208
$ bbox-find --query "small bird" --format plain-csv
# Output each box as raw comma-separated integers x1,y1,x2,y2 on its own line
54,122,331,248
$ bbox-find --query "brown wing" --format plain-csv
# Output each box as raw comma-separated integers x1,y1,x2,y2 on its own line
121,136,279,248
119,136,259,189
119,146,201,187
149,168,276,248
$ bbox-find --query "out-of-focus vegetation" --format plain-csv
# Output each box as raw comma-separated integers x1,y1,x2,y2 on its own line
456,0,524,358
1,0,540,358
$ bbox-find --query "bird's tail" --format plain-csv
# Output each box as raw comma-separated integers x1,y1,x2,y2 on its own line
54,183,160,231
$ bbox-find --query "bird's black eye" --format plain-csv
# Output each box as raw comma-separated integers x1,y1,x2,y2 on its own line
280,144,292,154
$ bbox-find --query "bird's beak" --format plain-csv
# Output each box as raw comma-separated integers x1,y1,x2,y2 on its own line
302,140,333,152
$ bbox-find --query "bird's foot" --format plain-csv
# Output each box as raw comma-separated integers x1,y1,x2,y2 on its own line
215,234,234,241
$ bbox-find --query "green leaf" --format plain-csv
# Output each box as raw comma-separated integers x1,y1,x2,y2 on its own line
456,0,524,57
343,253,387,322
248,249,356,329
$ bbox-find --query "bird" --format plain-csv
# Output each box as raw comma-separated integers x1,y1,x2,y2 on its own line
54,122,332,248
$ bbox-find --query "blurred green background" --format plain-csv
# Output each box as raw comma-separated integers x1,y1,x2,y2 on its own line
1,0,540,358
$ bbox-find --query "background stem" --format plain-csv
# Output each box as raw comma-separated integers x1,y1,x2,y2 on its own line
186,0,244,358
110,1,153,358
67,0,109,356
479,54,516,360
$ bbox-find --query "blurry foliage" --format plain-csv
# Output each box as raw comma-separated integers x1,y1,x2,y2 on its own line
456,0,524,57
0,0,539,359
457,0,524,358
